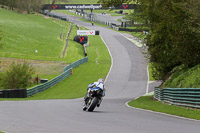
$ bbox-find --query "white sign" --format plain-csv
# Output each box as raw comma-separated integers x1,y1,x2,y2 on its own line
77,30,95,35
65,4,103,9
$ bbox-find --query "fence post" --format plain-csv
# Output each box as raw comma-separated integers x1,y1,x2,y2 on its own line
71,67,73,75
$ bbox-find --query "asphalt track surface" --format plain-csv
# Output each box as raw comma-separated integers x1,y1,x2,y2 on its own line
0,14,200,133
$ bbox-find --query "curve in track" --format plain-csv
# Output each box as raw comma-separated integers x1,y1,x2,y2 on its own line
0,14,200,133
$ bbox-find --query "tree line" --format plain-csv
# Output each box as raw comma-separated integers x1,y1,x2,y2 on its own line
99,0,200,80
0,0,69,13
0,0,46,13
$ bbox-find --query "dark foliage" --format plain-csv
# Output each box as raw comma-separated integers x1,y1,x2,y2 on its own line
99,0,200,80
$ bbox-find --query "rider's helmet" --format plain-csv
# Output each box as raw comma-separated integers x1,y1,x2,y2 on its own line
98,78,104,83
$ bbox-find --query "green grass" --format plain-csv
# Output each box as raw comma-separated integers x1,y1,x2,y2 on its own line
0,8,86,89
79,18,109,28
131,32,146,40
0,35,111,100
54,10,80,17
87,9,134,16
110,26,147,40
128,96,200,120
65,25,85,63
0,8,64,60
124,26,149,30
27,35,111,100
0,8,84,62
161,64,200,88
148,63,155,81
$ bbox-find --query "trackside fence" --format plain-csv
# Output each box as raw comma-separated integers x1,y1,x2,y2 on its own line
154,88,200,109
27,57,88,97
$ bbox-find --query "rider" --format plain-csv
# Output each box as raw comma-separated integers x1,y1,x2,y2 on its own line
84,78,105,107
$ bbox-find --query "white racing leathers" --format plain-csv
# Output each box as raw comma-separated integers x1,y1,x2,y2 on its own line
88,82,105,97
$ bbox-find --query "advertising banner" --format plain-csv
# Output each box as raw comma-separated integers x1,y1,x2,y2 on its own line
77,30,96,35
42,4,137,10
74,36,88,45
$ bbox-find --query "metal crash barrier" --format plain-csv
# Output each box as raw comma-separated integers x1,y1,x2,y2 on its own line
154,88,200,109
27,57,88,97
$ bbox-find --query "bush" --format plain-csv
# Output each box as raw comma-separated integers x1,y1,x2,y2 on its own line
2,62,35,89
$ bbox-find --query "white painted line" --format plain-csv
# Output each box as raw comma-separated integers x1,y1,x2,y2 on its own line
146,64,150,94
100,35,113,83
125,100,200,122
121,33,200,122
125,63,199,122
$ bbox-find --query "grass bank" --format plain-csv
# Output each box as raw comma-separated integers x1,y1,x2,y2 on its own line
161,64,200,88
0,8,64,60
27,35,111,100
0,35,111,100
0,8,86,90
86,9,134,16
54,10,80,17
0,8,84,62
148,63,156,81
129,64,200,120
128,95,200,120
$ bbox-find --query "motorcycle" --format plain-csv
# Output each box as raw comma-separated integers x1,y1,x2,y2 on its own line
83,88,103,112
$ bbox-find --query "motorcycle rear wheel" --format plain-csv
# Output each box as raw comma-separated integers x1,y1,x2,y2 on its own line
87,97,99,112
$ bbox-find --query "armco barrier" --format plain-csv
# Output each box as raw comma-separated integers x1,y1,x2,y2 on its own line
0,89,27,98
40,10,70,22
154,88,200,109
27,57,88,97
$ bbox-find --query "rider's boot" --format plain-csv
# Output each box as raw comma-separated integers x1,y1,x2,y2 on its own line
97,97,102,107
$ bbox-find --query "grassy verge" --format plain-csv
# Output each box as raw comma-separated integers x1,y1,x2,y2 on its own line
64,25,85,63
161,64,200,88
131,32,146,40
54,10,80,17
128,95,200,120
0,8,84,62
148,63,155,81
79,18,109,28
0,8,65,61
86,9,134,16
0,35,111,100
0,8,86,89
27,35,111,100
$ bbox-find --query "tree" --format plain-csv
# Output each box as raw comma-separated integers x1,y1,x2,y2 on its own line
99,0,200,80
0,0,69,13
3,62,35,89
0,0,46,13
145,0,200,79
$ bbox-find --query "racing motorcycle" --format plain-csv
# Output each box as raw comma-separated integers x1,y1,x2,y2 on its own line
83,88,103,112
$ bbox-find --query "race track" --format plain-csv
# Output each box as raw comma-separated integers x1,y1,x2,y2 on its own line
0,14,200,133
